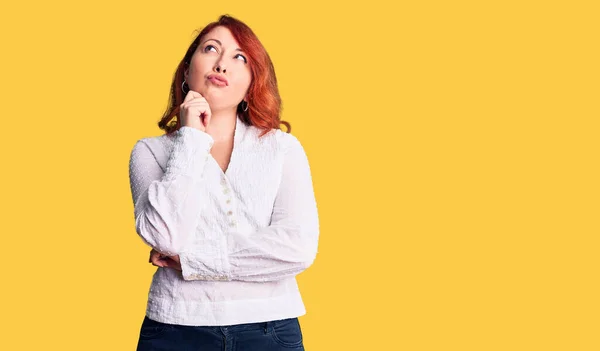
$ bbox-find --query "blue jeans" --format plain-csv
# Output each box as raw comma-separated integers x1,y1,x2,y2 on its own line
135,315,306,350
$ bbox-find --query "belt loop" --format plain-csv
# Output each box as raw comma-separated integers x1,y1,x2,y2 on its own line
264,321,269,334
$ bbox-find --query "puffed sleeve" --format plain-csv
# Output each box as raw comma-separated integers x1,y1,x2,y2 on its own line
128,126,215,256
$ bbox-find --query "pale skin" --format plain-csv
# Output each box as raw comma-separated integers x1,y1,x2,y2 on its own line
150,25,252,271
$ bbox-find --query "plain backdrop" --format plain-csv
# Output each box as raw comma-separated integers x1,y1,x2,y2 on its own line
1,1,598,350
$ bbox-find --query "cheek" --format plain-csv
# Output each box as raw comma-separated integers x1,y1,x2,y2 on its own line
190,58,211,75
237,72,252,91
230,74,251,92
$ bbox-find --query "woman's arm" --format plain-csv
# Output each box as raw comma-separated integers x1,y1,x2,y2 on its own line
178,135,320,282
129,126,214,256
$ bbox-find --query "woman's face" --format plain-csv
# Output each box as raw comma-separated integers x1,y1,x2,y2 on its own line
184,26,252,112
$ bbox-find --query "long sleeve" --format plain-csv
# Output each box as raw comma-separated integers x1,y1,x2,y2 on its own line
128,126,215,256
178,135,320,282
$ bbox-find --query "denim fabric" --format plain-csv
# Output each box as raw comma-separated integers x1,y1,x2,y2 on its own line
136,315,305,350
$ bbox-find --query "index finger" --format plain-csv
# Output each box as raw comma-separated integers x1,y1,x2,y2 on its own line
183,90,202,103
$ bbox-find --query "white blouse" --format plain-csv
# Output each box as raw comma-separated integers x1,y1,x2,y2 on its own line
128,114,320,326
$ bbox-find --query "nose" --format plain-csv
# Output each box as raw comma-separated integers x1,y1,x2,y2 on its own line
215,64,226,74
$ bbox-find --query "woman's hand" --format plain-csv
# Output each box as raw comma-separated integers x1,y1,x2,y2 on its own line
149,248,182,271
179,90,212,132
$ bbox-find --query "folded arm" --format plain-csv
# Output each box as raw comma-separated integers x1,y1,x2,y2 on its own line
178,135,320,282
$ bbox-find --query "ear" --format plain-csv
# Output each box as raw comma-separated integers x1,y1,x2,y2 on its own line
183,61,190,78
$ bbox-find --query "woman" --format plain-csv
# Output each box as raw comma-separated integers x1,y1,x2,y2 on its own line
128,14,319,350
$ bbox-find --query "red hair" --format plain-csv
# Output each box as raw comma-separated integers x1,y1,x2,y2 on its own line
157,14,291,137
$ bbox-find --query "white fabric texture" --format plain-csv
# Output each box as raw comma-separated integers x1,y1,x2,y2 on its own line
128,114,320,326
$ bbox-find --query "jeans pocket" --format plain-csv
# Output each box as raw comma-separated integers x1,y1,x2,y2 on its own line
139,316,170,339
269,318,304,348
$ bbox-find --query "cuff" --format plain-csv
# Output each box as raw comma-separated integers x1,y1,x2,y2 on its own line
179,235,231,281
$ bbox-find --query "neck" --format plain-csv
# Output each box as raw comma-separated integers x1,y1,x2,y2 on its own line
205,107,237,143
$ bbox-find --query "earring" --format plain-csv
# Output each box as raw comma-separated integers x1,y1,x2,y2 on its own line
181,79,189,94
241,100,249,112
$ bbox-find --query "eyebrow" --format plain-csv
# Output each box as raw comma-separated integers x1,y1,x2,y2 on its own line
201,39,244,52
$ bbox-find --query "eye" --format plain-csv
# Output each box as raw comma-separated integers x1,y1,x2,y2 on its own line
235,54,247,63
203,44,247,63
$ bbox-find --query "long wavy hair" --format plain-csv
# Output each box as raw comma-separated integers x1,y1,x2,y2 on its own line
158,14,291,137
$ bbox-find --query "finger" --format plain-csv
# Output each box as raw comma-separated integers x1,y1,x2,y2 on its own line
158,259,171,268
182,102,210,111
185,100,210,113
183,90,202,103
180,102,209,115
150,254,166,267
153,260,166,268
204,111,212,126
149,249,160,263
183,105,211,121
161,257,179,269
184,99,209,105
190,106,211,116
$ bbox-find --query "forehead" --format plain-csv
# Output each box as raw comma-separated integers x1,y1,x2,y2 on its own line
201,26,240,47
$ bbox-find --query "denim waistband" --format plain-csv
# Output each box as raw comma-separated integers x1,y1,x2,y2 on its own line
146,315,297,334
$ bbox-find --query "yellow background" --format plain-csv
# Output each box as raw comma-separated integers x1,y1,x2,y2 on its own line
1,0,598,350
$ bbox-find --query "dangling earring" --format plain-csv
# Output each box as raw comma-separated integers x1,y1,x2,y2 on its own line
181,79,189,94
241,100,249,112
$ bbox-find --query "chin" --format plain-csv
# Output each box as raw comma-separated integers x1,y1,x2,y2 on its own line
207,99,233,111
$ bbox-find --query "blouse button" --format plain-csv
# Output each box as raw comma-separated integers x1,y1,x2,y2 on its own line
227,211,233,216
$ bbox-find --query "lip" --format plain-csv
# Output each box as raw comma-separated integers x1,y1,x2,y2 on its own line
207,74,228,86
